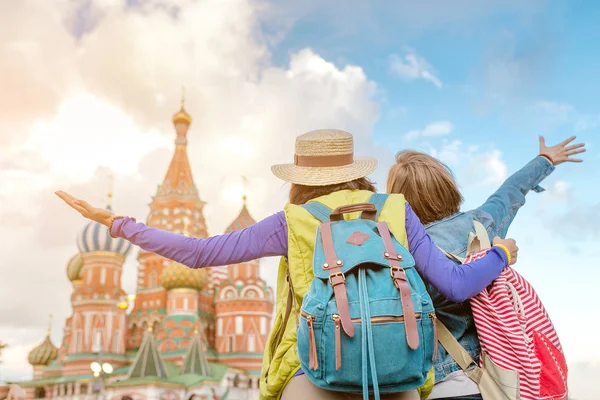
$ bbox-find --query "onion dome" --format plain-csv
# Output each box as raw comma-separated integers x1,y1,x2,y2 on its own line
28,328,58,366
172,98,192,126
76,195,132,257
160,261,208,291
225,195,256,233
66,254,83,283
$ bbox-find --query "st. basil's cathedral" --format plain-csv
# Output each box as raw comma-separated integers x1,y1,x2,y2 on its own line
11,100,274,400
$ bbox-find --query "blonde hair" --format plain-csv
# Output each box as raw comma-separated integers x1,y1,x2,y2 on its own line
386,150,463,225
289,178,376,205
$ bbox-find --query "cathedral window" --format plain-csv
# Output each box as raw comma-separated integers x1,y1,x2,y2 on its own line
112,331,120,353
93,330,102,352
148,271,158,287
183,298,189,310
247,334,256,352
100,268,106,285
235,316,243,334
217,318,223,336
260,317,267,335
75,330,83,352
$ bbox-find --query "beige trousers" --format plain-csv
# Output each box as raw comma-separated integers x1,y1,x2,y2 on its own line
280,375,420,400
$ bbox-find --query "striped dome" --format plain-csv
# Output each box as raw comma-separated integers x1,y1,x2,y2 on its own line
28,335,58,366
66,254,83,282
160,261,208,291
76,205,132,256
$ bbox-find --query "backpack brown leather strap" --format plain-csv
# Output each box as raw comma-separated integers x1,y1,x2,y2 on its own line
376,221,419,350
321,222,354,337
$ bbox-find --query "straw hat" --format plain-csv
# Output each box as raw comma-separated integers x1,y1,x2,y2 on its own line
271,129,378,186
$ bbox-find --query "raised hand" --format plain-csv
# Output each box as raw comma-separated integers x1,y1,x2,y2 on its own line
492,237,518,265
539,135,586,166
55,190,114,227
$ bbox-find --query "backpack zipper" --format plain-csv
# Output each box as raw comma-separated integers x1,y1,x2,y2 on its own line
332,314,342,370
331,313,423,324
301,311,318,370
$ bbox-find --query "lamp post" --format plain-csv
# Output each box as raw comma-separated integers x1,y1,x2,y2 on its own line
90,359,113,400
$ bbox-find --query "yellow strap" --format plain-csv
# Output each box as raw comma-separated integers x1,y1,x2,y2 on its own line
436,320,483,384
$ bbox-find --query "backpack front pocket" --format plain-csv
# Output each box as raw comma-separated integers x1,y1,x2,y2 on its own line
297,310,324,380
322,312,427,389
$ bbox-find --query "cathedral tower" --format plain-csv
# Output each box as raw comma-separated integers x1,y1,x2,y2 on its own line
62,192,132,376
127,98,219,351
214,195,274,388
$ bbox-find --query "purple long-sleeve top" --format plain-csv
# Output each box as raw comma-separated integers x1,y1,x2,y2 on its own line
111,203,508,302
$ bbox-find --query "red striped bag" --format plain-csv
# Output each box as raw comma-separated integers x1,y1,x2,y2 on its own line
439,221,569,400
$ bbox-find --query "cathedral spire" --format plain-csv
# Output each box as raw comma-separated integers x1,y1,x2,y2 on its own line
128,329,167,379
155,98,199,200
106,171,114,208
181,331,212,376
46,314,53,337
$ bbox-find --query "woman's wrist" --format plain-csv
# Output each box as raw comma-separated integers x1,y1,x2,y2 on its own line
539,153,555,166
492,244,511,265
108,215,125,238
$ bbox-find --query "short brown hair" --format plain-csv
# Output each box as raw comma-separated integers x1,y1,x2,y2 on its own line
289,177,376,205
386,150,463,225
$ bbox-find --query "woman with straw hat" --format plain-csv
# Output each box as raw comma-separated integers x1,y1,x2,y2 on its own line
55,129,518,400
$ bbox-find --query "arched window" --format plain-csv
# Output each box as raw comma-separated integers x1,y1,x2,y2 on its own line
34,387,46,398
148,271,158,288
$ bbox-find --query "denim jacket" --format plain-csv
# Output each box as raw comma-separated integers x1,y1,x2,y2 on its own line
424,156,555,382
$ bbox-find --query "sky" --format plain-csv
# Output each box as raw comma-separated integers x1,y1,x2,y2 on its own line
0,0,599,398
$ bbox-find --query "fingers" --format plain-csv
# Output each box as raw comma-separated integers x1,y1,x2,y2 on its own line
55,191,88,216
55,190,79,207
76,199,94,212
538,136,546,150
566,148,586,156
558,135,576,147
564,143,586,151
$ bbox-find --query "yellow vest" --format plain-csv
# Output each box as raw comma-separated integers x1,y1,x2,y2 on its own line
259,190,433,400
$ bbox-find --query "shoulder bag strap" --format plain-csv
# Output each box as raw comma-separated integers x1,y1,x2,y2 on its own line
436,319,484,385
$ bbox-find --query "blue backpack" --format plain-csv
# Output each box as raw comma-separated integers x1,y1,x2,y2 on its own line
295,194,436,400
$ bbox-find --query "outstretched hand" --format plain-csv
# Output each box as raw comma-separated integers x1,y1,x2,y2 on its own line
55,191,114,227
539,135,586,165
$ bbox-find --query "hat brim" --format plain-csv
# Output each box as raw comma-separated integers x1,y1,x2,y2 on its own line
271,156,378,186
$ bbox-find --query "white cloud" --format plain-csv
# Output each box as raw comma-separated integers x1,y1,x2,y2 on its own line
0,0,382,381
404,121,453,141
389,49,443,88
428,140,508,188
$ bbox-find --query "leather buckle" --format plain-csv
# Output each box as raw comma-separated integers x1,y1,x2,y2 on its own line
329,272,346,287
390,267,406,288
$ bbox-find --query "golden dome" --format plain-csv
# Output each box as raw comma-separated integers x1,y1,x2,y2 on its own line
172,98,192,126
66,254,83,283
160,261,207,291
28,335,58,366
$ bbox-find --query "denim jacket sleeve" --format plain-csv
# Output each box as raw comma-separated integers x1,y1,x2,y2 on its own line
476,155,555,238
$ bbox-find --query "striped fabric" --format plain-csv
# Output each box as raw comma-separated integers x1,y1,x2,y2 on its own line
465,250,569,400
